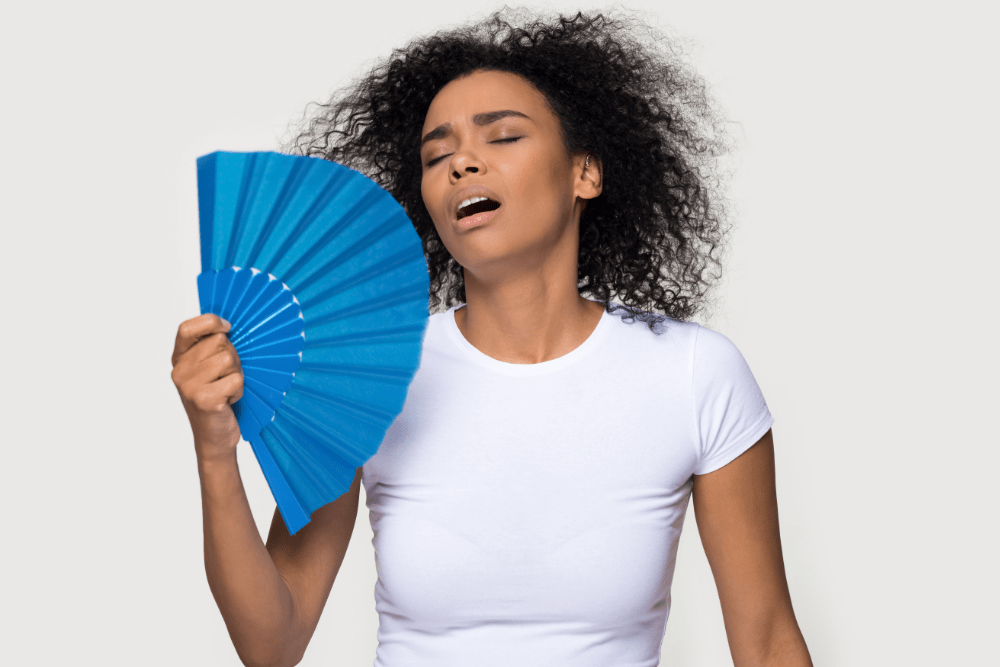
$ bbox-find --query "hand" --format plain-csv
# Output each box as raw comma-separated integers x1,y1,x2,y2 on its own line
171,313,244,463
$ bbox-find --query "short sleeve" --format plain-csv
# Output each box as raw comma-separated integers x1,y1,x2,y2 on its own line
691,325,774,475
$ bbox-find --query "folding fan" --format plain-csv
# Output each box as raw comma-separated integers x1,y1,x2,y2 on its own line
196,151,430,535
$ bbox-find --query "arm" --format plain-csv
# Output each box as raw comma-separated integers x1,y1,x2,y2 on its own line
200,460,362,667
691,429,812,667
173,314,363,667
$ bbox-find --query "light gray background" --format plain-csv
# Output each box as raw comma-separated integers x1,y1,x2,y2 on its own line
2,1,996,665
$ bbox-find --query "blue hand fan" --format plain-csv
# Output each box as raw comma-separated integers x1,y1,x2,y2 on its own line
196,151,430,535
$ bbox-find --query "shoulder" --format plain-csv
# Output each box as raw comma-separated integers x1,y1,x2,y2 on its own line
603,302,703,351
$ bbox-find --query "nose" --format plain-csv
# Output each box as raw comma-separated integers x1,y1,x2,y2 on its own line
449,149,486,182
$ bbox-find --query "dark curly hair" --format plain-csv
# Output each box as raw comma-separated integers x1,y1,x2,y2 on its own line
284,7,734,332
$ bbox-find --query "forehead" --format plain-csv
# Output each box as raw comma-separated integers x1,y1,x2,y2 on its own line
422,70,554,133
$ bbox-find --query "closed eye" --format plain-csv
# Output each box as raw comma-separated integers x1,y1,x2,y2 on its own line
424,137,523,167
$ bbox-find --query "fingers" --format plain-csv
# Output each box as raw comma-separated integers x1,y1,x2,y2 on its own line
186,372,244,413
175,349,244,408
172,314,231,367
172,343,243,404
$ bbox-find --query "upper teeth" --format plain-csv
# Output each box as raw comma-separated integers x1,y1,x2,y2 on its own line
458,196,488,212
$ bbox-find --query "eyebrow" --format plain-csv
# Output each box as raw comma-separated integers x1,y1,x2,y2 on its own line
420,110,531,147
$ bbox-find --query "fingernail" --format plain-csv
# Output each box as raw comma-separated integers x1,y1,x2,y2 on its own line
222,319,231,329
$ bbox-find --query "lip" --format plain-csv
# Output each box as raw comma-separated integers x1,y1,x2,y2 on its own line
450,185,503,226
456,206,501,229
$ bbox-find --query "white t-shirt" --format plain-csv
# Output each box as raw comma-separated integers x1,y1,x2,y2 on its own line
361,301,774,667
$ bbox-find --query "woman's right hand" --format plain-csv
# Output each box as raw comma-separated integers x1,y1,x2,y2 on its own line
171,313,245,463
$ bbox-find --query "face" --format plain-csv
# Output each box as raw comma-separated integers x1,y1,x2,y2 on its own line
419,70,598,281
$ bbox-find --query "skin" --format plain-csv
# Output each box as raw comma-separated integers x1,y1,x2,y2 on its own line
171,67,811,667
420,69,606,364
422,69,812,665
172,314,362,667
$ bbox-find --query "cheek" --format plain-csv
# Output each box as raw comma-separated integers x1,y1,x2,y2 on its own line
420,178,449,237
509,157,572,219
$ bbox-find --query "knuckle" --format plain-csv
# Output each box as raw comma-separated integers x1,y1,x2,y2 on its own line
193,392,222,413
191,393,210,411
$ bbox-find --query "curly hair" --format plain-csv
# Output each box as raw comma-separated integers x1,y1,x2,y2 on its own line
284,7,734,332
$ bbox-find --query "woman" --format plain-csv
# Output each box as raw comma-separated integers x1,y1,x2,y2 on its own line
171,9,813,667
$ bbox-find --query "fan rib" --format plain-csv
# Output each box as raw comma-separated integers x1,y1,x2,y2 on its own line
260,168,354,275
230,273,276,331
295,209,410,294
224,153,262,268
243,374,289,411
222,269,255,321
288,382,396,426
274,418,354,494
298,362,413,383
303,323,426,348
300,246,424,310
307,280,430,329
197,155,218,274
277,401,367,462
231,301,295,347
241,363,296,383
281,188,385,286
242,158,313,269
247,432,310,534
241,334,308,357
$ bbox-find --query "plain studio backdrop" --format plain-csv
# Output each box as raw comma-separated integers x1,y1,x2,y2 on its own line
2,1,996,665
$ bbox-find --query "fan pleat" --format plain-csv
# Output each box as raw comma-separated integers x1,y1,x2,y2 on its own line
279,391,391,457
240,352,301,367
235,318,304,352
240,334,306,358
261,422,349,512
289,382,397,425
197,150,429,535
233,306,298,346
306,280,429,330
242,374,290,412
304,323,427,348
238,158,312,269
235,281,289,333
294,219,419,304
220,266,255,316
302,341,423,373
243,383,282,428
277,187,387,287
249,429,309,527
274,413,358,484
270,403,359,471
250,168,355,273
223,153,264,267
293,208,411,294
303,246,426,308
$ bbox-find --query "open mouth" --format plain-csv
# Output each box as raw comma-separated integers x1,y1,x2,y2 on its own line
457,197,501,220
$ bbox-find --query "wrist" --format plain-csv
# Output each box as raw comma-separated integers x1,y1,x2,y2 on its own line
196,446,239,477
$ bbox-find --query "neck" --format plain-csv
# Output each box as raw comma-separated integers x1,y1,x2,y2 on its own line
455,266,604,365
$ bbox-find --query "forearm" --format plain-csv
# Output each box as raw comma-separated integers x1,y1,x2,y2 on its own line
761,627,812,667
732,619,813,667
199,451,297,667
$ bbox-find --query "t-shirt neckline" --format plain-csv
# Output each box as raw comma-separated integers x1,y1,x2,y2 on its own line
444,300,613,376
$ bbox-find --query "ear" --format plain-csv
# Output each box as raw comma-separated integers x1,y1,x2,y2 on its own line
574,152,603,201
